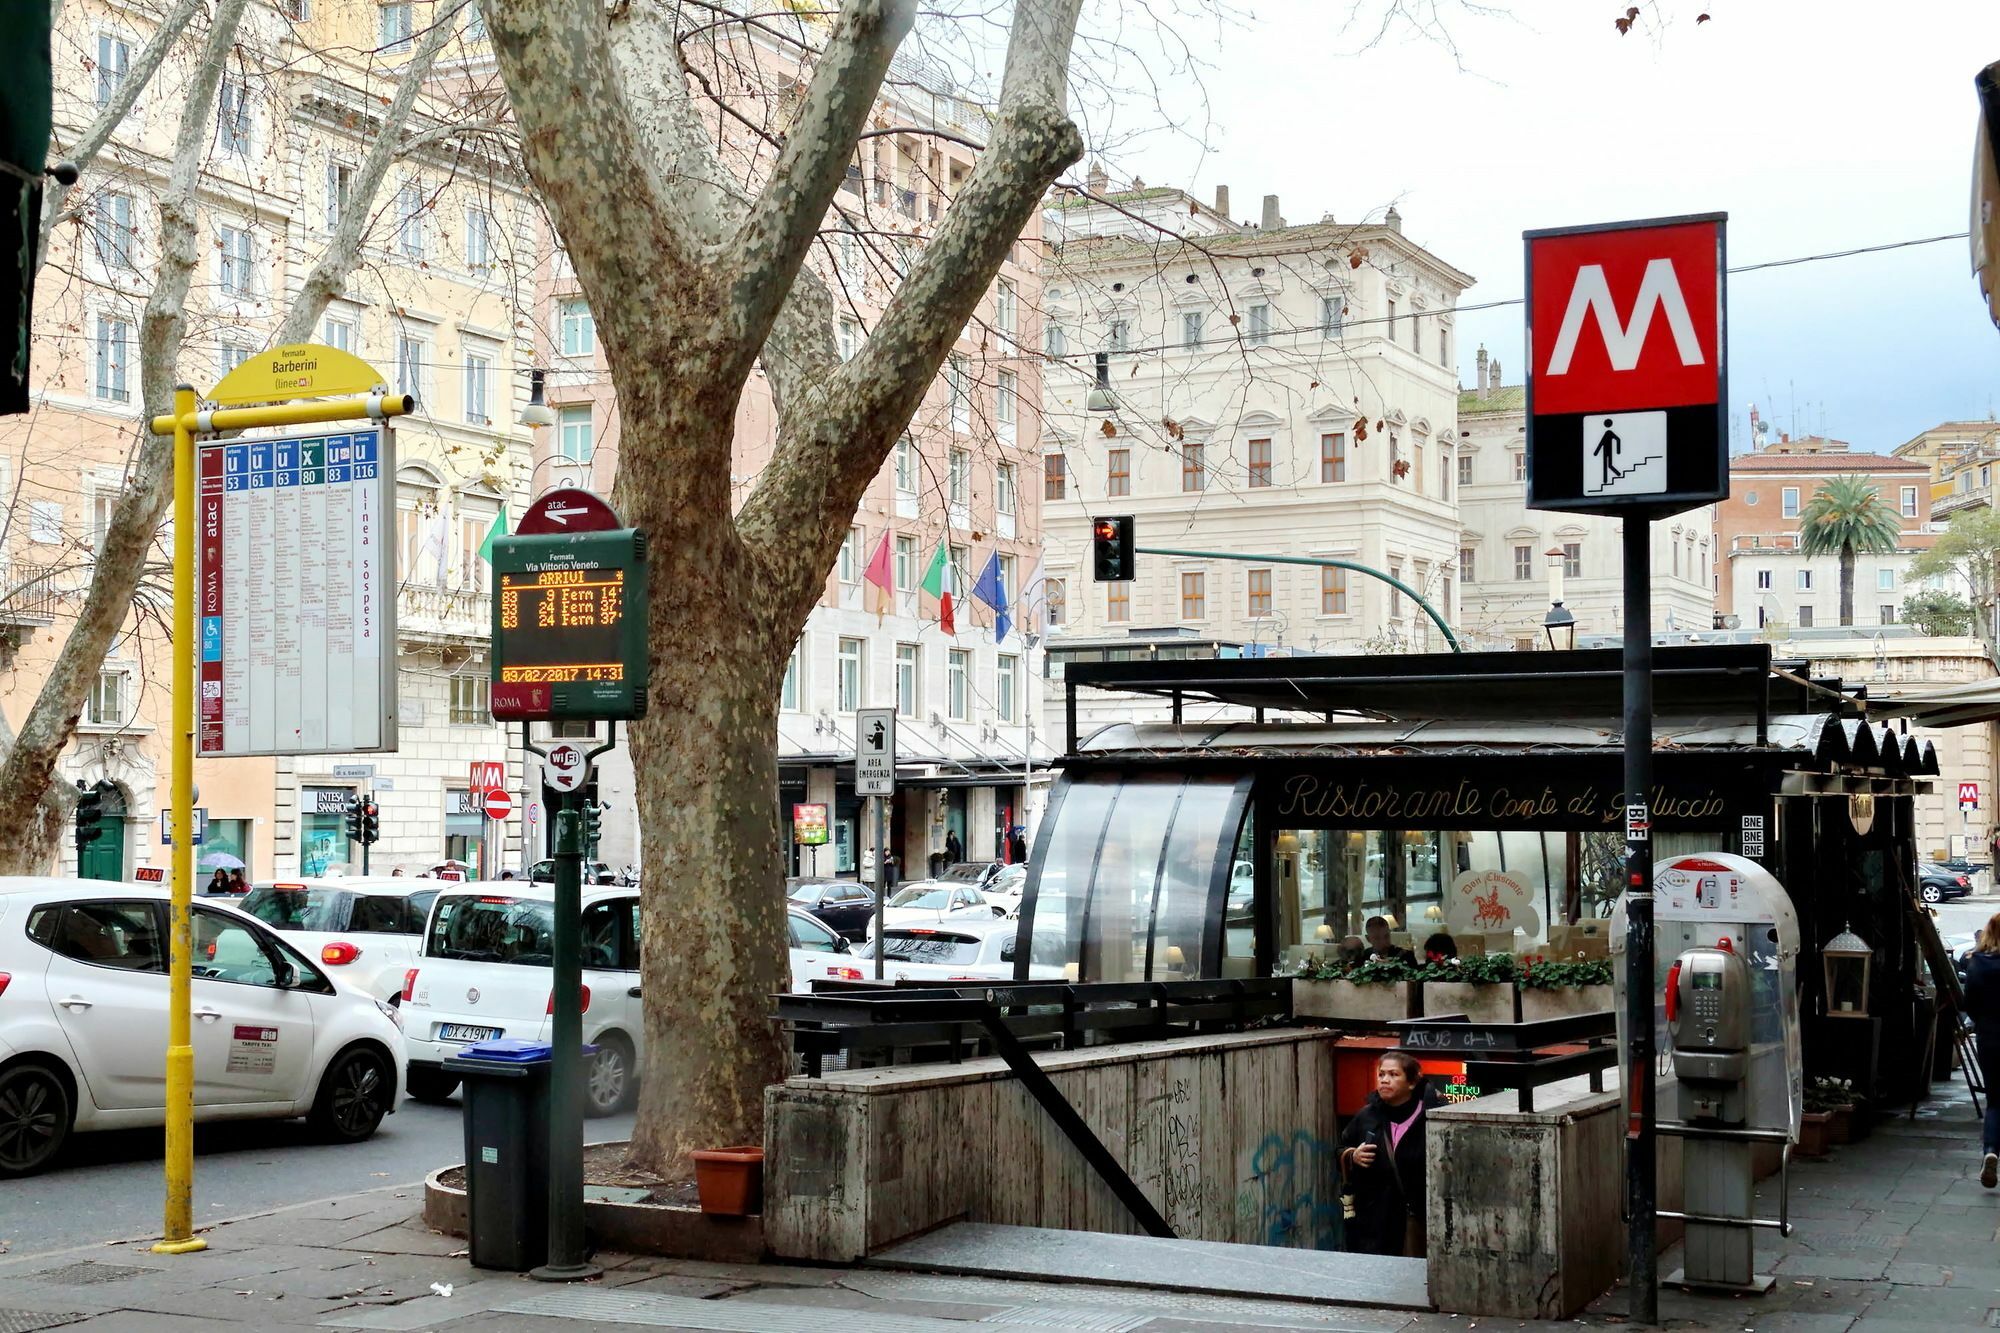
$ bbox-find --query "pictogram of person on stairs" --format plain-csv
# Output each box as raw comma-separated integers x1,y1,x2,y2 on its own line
1593,418,1622,488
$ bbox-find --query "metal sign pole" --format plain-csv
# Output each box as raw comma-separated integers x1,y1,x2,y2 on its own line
873,794,887,981
534,789,594,1281
1623,516,1658,1324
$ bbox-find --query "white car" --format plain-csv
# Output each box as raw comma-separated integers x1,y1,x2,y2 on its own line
853,916,1068,983
401,885,852,1117
870,880,1007,936
235,878,439,1004
981,864,1029,916
0,877,405,1178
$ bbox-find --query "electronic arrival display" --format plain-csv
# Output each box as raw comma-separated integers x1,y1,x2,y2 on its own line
489,528,649,721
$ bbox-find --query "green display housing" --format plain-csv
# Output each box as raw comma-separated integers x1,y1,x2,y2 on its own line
489,528,650,721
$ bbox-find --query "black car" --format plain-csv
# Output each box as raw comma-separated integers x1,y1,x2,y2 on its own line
1918,865,1973,904
786,877,877,940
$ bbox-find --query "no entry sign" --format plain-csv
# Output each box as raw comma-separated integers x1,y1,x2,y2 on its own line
1524,213,1727,516
482,788,514,821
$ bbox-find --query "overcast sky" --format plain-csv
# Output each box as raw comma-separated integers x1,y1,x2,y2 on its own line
1089,0,2000,452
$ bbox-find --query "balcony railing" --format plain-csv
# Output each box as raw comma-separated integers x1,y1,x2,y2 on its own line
1933,484,1990,519
1,562,64,623
399,583,488,640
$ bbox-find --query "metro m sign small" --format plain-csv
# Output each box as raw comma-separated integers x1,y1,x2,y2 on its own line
1525,213,1727,516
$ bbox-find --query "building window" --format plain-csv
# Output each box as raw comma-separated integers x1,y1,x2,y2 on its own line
1181,571,1206,620
1182,312,1203,348
1459,548,1475,583
557,404,594,462
1388,561,1402,616
95,191,137,271
1182,443,1206,493
896,643,920,716
1439,449,1451,497
95,33,130,106
949,448,971,507
396,183,425,258
895,435,918,492
217,81,250,156
1321,294,1343,338
996,462,1017,517
838,527,862,583
1413,440,1425,495
995,278,1016,335
449,674,490,725
1247,437,1273,488
1901,485,1918,518
997,654,1018,723
559,297,595,357
949,545,969,598
1513,545,1533,580
463,352,491,425
1108,319,1129,353
1781,487,1800,519
324,160,353,229
1246,568,1272,617
91,492,119,547
456,507,493,590
87,671,126,727
1756,569,1772,590
894,534,917,591
1107,448,1130,497
1563,542,1582,579
1246,303,1270,346
1411,314,1422,357
1797,569,1813,592
837,638,864,711
1106,582,1130,622
1321,433,1346,483
996,368,1017,439
1045,454,1067,501
1512,452,1526,483
1797,605,1815,628
30,501,62,544
1457,452,1473,488
947,648,970,720
781,642,803,711
1386,298,1397,342
380,1,413,50
948,355,970,431
323,315,356,353
217,225,254,296
465,207,492,271
1880,604,1897,624
395,333,427,402
1046,578,1067,626
1321,567,1347,615
93,314,131,402
1439,325,1451,369
1877,567,1896,591
1045,323,1067,357
837,318,860,362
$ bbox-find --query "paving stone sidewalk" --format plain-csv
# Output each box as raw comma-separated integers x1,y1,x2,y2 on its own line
0,1082,1992,1333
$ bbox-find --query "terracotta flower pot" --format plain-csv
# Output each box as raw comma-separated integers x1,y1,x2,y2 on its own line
1826,1104,1855,1145
690,1146,765,1216
1796,1111,1833,1159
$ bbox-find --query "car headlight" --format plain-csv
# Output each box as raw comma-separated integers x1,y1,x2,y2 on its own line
374,998,403,1031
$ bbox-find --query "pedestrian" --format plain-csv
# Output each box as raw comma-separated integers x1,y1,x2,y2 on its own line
1964,911,2000,1189
944,829,963,865
884,853,900,888
228,868,248,894
1364,915,1416,965
499,869,516,881
1338,1051,1443,1256
1008,825,1028,864
203,868,230,897
391,867,404,877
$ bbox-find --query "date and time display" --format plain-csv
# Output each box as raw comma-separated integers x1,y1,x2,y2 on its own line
496,567,628,684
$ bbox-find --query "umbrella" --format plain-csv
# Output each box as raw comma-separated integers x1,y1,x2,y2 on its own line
200,851,245,871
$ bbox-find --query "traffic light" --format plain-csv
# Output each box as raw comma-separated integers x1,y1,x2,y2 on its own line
358,797,381,847
1092,515,1134,582
582,801,604,856
345,798,365,844
74,779,104,848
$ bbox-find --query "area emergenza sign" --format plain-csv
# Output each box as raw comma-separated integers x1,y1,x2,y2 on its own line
197,427,396,756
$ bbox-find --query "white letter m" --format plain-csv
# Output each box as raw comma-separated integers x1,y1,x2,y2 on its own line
1545,259,1704,376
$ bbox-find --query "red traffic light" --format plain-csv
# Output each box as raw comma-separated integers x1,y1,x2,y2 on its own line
1093,519,1118,541
360,803,379,817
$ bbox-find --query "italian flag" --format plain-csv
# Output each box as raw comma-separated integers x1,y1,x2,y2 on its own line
476,506,507,563
919,545,955,634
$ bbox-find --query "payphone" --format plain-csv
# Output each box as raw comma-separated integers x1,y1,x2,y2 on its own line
1669,943,1753,1123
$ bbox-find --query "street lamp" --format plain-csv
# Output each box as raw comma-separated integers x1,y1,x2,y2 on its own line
1085,350,1116,413
1544,546,1577,651
519,368,557,428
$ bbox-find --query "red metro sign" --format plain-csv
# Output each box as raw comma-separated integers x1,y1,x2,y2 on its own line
1524,213,1727,516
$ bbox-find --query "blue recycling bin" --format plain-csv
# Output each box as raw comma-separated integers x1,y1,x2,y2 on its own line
445,1038,552,1271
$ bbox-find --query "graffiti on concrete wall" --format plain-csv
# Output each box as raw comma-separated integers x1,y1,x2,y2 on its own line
1234,1129,1342,1250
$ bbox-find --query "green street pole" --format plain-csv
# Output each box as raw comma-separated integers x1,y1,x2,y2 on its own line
532,795,599,1281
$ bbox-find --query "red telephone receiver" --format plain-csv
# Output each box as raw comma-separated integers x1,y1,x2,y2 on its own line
1665,959,1683,1024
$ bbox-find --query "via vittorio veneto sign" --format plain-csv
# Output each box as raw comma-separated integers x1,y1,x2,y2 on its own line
196,426,395,756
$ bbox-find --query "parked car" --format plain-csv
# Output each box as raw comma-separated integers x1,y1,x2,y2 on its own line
931,861,1005,889
0,877,404,1178
237,878,439,1004
786,877,876,939
401,885,850,1116
1918,865,1973,904
981,864,1029,916
852,916,1067,983
525,859,617,885
869,880,1006,936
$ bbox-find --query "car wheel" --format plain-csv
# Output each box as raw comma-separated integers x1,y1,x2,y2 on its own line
405,1065,460,1104
585,1033,637,1117
1921,883,1942,904
0,1062,73,1179
310,1047,394,1143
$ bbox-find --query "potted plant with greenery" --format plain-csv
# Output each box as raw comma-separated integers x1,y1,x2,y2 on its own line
1809,1076,1858,1145
1518,955,1616,1023
1797,1078,1849,1158
1291,954,1422,1022
1418,951,1519,1024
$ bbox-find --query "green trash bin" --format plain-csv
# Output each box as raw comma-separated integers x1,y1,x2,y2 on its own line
445,1038,552,1271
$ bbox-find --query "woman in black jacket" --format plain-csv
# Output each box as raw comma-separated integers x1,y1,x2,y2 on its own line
1965,911,2000,1189
1338,1051,1444,1256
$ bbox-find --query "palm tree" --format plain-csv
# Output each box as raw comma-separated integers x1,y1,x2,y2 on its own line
1798,475,1903,626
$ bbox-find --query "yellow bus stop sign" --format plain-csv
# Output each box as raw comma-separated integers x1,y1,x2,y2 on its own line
208,342,387,406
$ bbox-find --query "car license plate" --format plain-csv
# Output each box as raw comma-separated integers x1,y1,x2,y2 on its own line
437,1023,501,1043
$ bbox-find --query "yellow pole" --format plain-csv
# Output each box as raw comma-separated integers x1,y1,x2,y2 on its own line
154,383,206,1256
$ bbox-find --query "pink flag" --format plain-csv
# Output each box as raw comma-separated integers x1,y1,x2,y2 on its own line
862,531,893,592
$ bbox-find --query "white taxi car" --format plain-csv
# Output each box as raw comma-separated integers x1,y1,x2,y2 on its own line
853,916,1068,983
0,878,405,1178
235,878,439,1005
401,885,852,1116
